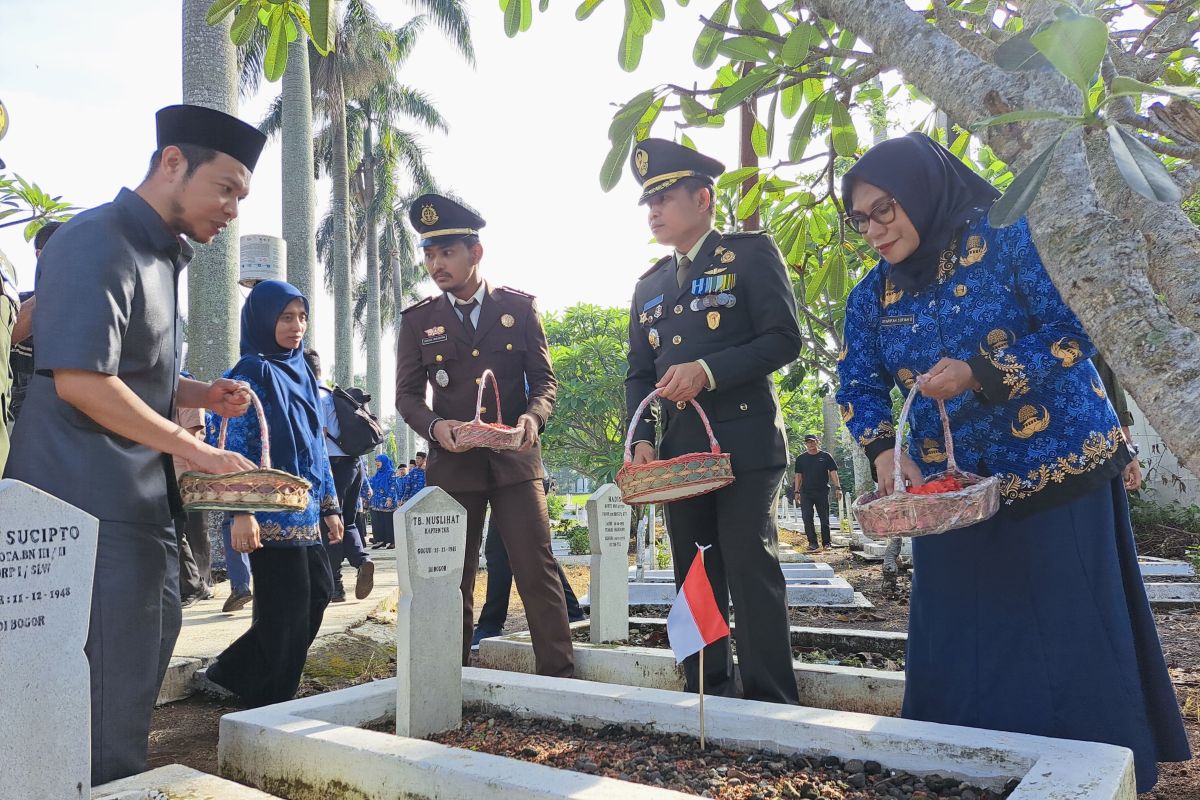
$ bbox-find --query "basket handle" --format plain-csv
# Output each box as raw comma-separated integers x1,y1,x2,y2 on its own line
622,389,722,463
891,381,956,494
473,368,503,424
215,385,272,470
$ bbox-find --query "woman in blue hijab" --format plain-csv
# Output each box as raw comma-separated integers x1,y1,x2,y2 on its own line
837,133,1188,791
202,281,344,707
367,454,402,549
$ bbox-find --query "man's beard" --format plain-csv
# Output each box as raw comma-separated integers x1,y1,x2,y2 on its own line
168,196,210,243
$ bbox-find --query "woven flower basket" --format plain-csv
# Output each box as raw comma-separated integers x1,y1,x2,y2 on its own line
453,368,525,451
852,383,1000,539
179,388,312,513
615,389,735,506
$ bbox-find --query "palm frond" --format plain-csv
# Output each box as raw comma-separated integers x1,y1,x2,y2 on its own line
406,0,476,67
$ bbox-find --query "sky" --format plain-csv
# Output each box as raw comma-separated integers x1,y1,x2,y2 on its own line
0,0,766,411
0,1,922,413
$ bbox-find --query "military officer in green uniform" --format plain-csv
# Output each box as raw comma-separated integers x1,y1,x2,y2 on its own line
625,138,802,704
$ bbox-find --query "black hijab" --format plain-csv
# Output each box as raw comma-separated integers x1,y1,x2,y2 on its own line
841,132,1000,291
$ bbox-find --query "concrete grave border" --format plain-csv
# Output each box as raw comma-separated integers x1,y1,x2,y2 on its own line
479,618,905,716
218,668,1135,800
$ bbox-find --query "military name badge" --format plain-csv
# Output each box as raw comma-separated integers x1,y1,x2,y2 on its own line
501,313,515,328
707,311,720,330
421,325,448,345
435,369,450,388
648,328,660,349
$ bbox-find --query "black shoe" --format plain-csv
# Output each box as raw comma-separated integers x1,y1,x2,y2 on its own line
355,560,375,600
385,543,395,550
568,612,587,623
180,595,200,609
371,542,387,549
197,586,215,601
331,591,347,603
222,589,252,613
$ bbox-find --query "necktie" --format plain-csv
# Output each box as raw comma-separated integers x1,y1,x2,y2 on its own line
458,299,478,339
676,255,691,289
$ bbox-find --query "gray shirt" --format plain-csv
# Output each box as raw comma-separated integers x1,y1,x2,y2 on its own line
7,189,191,525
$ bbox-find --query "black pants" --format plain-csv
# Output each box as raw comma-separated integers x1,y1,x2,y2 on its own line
371,509,395,545
800,490,831,547
212,545,333,708
476,512,583,634
173,510,211,599
323,456,370,591
663,466,799,705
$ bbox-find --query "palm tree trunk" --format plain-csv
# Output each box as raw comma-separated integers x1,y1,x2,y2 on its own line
282,30,318,336
363,119,382,410
330,75,354,387
182,0,239,382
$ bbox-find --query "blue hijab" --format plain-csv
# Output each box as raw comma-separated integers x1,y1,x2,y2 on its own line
369,454,397,495
230,281,322,483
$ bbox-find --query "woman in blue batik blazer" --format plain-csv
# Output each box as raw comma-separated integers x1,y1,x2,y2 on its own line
836,133,1188,792
202,281,344,709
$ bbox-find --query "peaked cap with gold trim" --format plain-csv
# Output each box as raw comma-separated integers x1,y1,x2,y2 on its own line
630,138,725,204
408,193,486,247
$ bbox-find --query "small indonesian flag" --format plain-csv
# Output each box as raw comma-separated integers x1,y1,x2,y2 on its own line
666,545,731,664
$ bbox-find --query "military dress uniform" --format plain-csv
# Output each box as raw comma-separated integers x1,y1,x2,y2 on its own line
625,139,802,704
395,194,573,677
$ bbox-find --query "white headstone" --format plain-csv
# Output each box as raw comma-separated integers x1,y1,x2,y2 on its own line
586,484,632,643
0,480,98,800
393,486,467,738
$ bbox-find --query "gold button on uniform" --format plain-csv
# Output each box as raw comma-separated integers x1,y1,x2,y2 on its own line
674,305,683,315
480,407,487,414
475,378,481,385
435,354,444,362
672,335,682,345
472,349,480,357
739,403,749,411
676,401,687,410
506,343,513,351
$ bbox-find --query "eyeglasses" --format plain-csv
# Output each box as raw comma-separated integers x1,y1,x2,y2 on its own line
845,197,899,234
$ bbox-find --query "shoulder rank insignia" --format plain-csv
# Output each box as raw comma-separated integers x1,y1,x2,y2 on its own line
722,230,765,239
640,255,673,280
400,296,435,315
497,285,534,299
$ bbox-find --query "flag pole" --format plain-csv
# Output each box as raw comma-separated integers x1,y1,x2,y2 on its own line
699,647,706,750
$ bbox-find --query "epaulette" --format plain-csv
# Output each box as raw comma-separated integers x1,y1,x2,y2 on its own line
640,255,673,280
399,296,435,315
496,285,535,299
721,230,767,239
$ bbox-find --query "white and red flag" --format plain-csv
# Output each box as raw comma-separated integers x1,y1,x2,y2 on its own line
666,544,730,663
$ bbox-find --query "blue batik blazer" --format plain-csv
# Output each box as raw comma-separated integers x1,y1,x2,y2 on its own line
836,216,1130,516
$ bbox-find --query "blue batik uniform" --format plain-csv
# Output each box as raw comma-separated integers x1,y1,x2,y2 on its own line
838,216,1128,513
837,215,1189,791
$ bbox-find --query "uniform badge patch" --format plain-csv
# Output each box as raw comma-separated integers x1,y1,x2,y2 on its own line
704,267,727,276
648,328,660,349
435,369,449,388
720,251,735,264
420,204,439,226
707,311,720,330
501,313,515,328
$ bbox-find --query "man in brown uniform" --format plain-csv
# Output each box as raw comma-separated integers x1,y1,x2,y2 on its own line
395,193,573,677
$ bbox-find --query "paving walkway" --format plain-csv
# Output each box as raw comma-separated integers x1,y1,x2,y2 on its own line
158,549,400,705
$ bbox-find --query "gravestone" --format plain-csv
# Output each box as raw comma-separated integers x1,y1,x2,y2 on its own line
0,480,98,800
393,486,467,738
586,484,632,643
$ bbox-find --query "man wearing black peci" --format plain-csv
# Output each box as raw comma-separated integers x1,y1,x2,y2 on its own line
624,138,802,705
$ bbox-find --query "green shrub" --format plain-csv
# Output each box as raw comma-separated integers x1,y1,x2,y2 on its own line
1129,497,1200,561
565,524,591,556
546,494,566,521
655,548,671,570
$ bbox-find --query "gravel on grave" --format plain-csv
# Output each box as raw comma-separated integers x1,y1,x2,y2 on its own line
570,622,905,671
424,709,1016,800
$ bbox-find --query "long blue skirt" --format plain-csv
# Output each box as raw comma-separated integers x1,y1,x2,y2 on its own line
903,477,1190,792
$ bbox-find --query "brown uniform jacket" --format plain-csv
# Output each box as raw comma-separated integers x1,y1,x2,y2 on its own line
395,284,555,493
